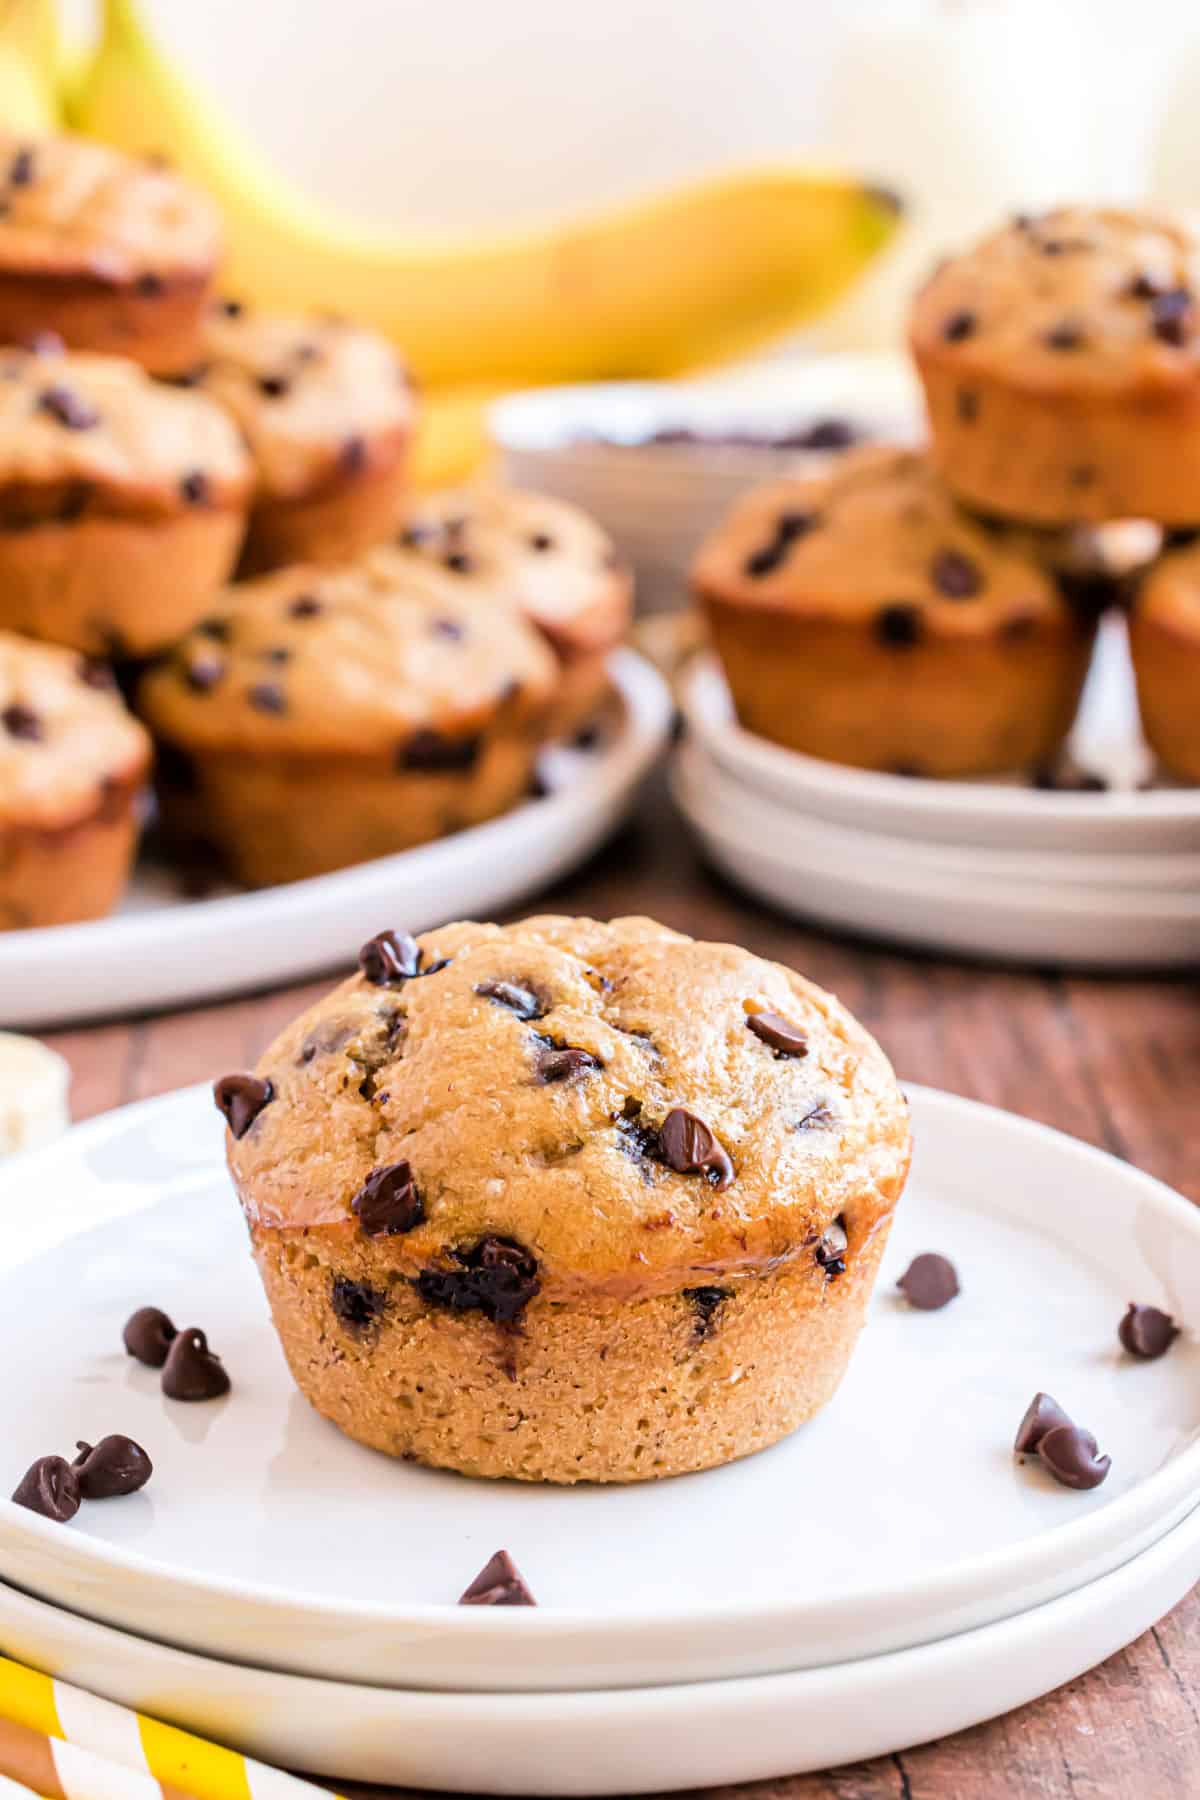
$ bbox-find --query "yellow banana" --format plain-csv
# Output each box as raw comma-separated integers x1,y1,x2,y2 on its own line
70,0,901,389
0,0,59,131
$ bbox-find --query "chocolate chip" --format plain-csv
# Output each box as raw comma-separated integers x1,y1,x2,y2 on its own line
658,1108,734,1190
1013,1390,1074,1456
257,373,290,399
528,531,555,551
2,703,42,740
875,604,922,648
36,385,98,429
743,510,818,578
535,1043,602,1083
123,1306,177,1367
930,548,982,598
260,645,291,665
956,388,979,425
815,1215,848,1276
331,1276,388,1328
78,657,116,691
475,978,547,1020
352,1161,424,1236
444,551,474,574
417,1235,540,1325
942,309,976,342
897,1252,959,1310
430,617,465,640
398,730,481,772
72,1435,152,1499
288,593,322,619
12,1456,80,1522
1127,270,1167,300
684,1285,731,1339
9,147,34,187
161,1327,230,1401
184,653,224,692
745,1011,809,1058
218,296,244,317
247,681,286,715
340,434,366,474
197,616,232,642
359,928,421,984
1044,320,1084,351
213,1072,274,1139
459,1549,535,1606
1037,1424,1111,1491
1150,288,1192,345
180,469,210,506
1118,1302,1179,1360
135,271,164,297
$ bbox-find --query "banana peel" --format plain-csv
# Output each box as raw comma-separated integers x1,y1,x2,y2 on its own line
70,0,902,390
0,0,59,130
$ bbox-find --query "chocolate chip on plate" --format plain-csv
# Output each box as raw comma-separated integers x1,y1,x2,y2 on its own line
123,1305,177,1367
930,548,982,599
1013,1391,1074,1456
815,1215,848,1276
897,1252,959,1311
359,928,421,984
1037,1424,1111,1491
745,1011,809,1058
658,1108,734,1189
352,1161,424,1236
36,385,98,430
459,1548,536,1606
1,703,42,740
213,1072,273,1138
73,1435,153,1499
12,1455,80,1522
475,978,546,1020
1118,1302,1180,1360
161,1327,231,1401
417,1235,540,1325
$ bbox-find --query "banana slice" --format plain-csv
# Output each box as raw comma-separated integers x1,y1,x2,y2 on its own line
0,1032,70,1155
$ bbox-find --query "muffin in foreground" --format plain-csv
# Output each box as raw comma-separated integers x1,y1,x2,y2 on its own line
137,557,557,887
390,486,633,734
1128,535,1200,781
0,344,251,657
0,631,151,929
911,206,1200,524
692,447,1098,777
219,914,911,1483
182,302,415,575
0,132,222,376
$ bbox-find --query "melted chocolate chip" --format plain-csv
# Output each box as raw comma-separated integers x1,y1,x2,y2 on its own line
247,680,286,715
1013,1391,1074,1456
359,929,421,984
535,1042,602,1083
331,1276,388,1328
213,1071,274,1139
72,1435,153,1499
398,730,481,772
123,1305,177,1367
875,603,922,648
180,469,210,506
942,309,976,342
897,1252,959,1310
658,1108,734,1190
930,548,982,599
37,385,98,430
257,373,290,399
288,594,322,619
1037,1424,1111,1491
352,1161,424,1236
1044,320,1084,351
684,1285,732,1340
459,1548,536,1606
417,1235,540,1325
815,1215,848,1276
1118,1302,1179,1360
475,978,547,1020
746,1011,809,1058
162,1327,230,1401
2,703,42,741
12,1455,80,1522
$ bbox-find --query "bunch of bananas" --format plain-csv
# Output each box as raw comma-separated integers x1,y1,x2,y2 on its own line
0,0,901,485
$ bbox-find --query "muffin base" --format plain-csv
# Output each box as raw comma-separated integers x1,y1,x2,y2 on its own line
237,439,410,578
0,779,143,930
1129,606,1200,782
250,1207,894,1484
0,267,213,376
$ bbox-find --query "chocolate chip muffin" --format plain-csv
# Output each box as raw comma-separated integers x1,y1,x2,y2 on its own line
0,133,221,376
137,557,557,888
0,344,251,657
692,447,1097,777
911,206,1200,524
182,302,415,575
0,630,151,929
390,486,632,735
1128,534,1200,781
219,913,911,1483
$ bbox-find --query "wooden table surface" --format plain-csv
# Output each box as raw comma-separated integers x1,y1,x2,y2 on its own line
42,774,1200,1800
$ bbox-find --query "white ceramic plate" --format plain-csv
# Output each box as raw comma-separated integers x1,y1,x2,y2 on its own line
0,1506,1197,1793
0,1084,1197,1693
0,652,672,1032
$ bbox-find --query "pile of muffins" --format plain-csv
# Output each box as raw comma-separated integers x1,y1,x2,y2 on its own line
0,131,631,929
694,205,1200,785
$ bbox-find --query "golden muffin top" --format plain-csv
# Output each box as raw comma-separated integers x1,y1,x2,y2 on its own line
0,630,150,829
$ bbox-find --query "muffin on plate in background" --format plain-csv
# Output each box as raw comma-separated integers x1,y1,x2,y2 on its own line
0,131,222,376
218,912,911,1483
136,555,557,888
0,630,151,929
390,486,632,735
1128,534,1200,782
692,446,1098,778
0,343,251,658
182,302,415,576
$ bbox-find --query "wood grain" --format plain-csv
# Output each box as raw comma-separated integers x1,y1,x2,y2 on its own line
42,776,1200,1799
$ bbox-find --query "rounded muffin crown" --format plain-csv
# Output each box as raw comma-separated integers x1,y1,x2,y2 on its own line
0,132,221,282
222,914,910,1296
185,301,414,498
692,446,1070,640
0,346,251,512
392,485,631,655
0,630,150,828
910,206,1200,392
138,557,558,755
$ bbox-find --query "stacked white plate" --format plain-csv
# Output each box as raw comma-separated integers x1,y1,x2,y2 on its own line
1,1084,1199,1791
674,618,1200,969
